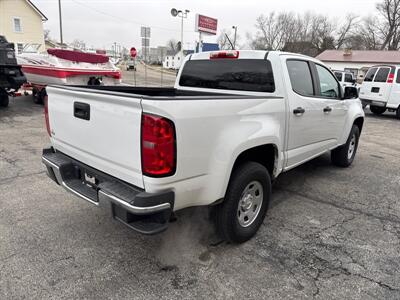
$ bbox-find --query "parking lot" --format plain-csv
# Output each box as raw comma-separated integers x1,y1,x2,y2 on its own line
0,96,399,299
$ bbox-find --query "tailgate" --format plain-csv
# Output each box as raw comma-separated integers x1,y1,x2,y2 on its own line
46,86,144,189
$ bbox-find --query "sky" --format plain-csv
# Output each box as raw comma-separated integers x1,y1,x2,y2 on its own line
33,0,380,50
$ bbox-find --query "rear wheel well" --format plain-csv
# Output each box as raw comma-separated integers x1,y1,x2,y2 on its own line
353,117,364,133
232,144,277,179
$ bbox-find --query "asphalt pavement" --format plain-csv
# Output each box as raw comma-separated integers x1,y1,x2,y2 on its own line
0,94,399,299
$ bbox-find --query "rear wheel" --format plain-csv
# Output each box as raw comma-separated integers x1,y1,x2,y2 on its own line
396,106,400,119
0,89,9,107
370,105,386,115
214,162,271,243
331,125,360,167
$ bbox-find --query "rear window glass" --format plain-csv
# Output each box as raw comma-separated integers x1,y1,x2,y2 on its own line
334,72,343,81
396,70,400,83
286,60,314,96
374,67,390,82
364,68,378,82
344,73,353,82
179,59,275,93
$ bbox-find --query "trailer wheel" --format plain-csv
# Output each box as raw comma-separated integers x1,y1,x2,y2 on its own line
33,88,45,105
0,89,9,108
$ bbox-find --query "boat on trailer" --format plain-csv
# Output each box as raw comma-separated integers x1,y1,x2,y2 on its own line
17,44,121,103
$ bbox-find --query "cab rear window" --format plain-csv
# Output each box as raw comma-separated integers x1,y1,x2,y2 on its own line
179,59,275,93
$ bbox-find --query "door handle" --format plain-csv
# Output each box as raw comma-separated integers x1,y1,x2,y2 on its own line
323,106,332,113
74,102,90,120
293,107,305,116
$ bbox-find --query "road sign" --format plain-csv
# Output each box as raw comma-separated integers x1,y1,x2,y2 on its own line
141,27,151,38
130,47,137,58
195,14,218,35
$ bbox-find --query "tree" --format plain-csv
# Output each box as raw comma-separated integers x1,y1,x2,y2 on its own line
166,39,178,53
217,29,240,50
376,0,400,49
44,29,51,40
70,39,86,50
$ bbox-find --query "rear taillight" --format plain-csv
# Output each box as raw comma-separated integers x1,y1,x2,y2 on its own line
387,73,395,83
141,113,176,177
210,50,239,59
44,95,51,137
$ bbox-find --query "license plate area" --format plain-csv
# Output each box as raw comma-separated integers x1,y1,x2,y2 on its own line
371,87,380,93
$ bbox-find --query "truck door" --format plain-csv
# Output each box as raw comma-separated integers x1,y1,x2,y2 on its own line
284,59,337,168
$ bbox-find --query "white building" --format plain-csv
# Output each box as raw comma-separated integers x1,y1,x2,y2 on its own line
163,50,194,70
316,49,400,81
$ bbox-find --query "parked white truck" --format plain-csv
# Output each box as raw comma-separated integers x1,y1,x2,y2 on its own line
42,50,364,243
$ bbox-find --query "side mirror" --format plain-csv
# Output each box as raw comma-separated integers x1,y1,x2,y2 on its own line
344,86,358,99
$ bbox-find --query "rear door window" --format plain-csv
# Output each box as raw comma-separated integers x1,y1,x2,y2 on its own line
373,67,390,82
286,60,314,96
344,73,353,82
396,69,400,83
364,68,378,82
334,72,343,81
315,64,340,99
179,59,275,92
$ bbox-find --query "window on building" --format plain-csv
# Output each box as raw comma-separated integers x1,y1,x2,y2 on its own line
17,43,24,54
13,18,22,32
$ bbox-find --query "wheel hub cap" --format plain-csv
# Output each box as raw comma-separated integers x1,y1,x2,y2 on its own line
237,181,263,227
348,134,356,160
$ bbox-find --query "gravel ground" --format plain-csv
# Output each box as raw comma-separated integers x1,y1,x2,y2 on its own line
0,95,399,299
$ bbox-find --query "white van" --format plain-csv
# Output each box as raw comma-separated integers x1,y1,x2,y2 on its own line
334,70,357,89
359,65,400,118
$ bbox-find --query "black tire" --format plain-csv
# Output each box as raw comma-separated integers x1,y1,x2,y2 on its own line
370,105,386,115
331,125,360,167
32,87,42,104
214,162,271,243
0,90,9,107
396,106,400,119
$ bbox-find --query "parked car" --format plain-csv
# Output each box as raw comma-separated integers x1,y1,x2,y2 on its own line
359,65,400,118
126,59,136,71
0,35,27,107
333,70,357,89
42,50,364,243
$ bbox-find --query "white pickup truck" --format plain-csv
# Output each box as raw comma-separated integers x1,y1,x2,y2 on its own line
42,50,364,243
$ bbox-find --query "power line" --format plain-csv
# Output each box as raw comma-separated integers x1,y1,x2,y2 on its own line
69,0,194,33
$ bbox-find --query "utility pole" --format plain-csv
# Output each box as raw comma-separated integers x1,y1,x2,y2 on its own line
232,26,237,50
58,0,63,45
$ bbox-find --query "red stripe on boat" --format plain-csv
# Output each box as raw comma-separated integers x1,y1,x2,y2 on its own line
21,65,121,79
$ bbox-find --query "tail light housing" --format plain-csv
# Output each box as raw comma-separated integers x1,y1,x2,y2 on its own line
210,50,239,59
141,113,176,177
44,95,51,137
387,73,395,83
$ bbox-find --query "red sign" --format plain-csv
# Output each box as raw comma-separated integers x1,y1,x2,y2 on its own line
195,14,218,35
130,47,137,58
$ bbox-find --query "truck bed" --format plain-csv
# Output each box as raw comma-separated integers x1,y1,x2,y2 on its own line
52,85,260,99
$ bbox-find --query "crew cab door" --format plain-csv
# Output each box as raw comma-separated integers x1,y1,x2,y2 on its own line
284,58,345,169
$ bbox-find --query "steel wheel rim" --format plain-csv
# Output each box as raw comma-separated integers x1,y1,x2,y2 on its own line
237,181,263,227
348,134,356,160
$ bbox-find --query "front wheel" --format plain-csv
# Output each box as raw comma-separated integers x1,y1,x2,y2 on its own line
214,162,271,243
331,125,360,167
370,105,386,115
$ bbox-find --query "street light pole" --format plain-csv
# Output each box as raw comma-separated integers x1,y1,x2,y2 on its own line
58,0,63,45
232,26,237,50
171,8,189,68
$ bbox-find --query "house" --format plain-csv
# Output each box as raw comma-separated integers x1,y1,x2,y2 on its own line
149,46,167,64
163,50,194,70
316,49,400,81
0,0,47,54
